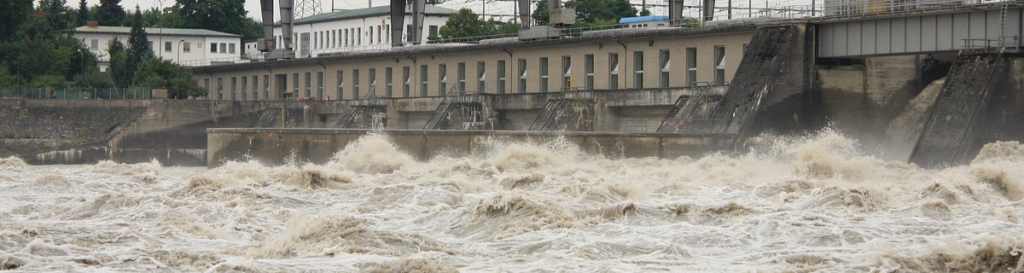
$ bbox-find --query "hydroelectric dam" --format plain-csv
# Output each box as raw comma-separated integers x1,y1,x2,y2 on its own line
2,2,1023,168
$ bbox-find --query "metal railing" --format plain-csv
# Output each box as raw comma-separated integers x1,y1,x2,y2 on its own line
0,87,153,100
962,36,1022,52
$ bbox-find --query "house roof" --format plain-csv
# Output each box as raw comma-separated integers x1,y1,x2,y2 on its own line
72,26,242,37
292,5,456,25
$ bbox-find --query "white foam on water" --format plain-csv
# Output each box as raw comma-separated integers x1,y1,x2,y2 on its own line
1,130,1024,272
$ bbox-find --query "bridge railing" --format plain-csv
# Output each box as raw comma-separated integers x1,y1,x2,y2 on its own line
962,36,1023,52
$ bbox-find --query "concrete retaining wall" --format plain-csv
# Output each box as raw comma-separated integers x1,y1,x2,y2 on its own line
207,129,736,167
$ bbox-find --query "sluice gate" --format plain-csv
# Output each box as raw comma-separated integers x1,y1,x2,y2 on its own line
334,88,387,129
657,86,722,133
423,87,485,130
528,99,595,131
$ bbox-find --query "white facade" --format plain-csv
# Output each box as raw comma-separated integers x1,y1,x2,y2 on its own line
268,5,454,58
73,25,242,70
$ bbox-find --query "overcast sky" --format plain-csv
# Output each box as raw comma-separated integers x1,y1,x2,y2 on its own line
71,0,817,23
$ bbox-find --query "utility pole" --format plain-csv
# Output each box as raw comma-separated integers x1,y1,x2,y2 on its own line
157,0,165,59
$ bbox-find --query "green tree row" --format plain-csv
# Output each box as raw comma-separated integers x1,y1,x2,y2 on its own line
433,8,522,41
0,0,205,99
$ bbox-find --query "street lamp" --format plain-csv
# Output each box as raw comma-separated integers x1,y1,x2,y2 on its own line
156,0,166,58
49,11,67,33
177,39,184,64
74,48,84,79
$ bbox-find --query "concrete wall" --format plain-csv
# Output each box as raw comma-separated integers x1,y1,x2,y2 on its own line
2,86,714,165
207,129,736,167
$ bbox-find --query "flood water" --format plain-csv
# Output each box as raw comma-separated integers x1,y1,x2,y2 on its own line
2,130,1023,272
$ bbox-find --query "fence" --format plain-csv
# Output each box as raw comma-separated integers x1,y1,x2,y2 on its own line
0,87,153,100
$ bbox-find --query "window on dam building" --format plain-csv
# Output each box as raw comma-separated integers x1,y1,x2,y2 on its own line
292,73,299,97
714,46,726,85
660,50,670,88
304,72,311,98
686,47,697,86
458,62,466,94
369,68,377,93
317,72,324,99
241,77,248,100
403,66,410,97
562,56,571,91
252,76,259,100
264,75,270,99
539,57,548,93
439,64,447,94
477,61,486,93
337,70,344,100
420,65,428,97
609,53,619,89
497,60,506,94
634,51,644,89
386,67,393,97
518,58,526,94
585,54,594,90
353,69,361,99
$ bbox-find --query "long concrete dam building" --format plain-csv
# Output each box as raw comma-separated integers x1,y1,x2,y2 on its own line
192,25,753,103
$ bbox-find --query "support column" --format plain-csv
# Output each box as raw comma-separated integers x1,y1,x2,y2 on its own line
669,0,684,26
411,0,426,44
390,0,405,46
702,0,715,21
518,0,530,29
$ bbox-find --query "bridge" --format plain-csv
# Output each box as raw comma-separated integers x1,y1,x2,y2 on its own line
816,1,1023,57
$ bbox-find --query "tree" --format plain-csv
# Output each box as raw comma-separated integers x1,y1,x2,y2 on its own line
438,8,494,40
50,34,96,80
0,0,33,41
126,5,152,75
640,9,652,16
167,0,256,39
96,0,126,26
532,1,549,26
141,7,162,27
564,0,637,25
38,0,71,31
496,21,522,34
132,58,205,99
73,70,113,88
6,37,71,83
31,75,69,88
77,0,88,26
107,38,130,88
0,67,18,89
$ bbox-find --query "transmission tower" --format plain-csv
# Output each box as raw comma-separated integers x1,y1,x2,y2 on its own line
295,0,324,18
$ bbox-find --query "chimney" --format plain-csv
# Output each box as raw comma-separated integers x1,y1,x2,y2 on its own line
87,21,98,27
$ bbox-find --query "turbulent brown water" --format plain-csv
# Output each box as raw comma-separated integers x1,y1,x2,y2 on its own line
2,130,1024,272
